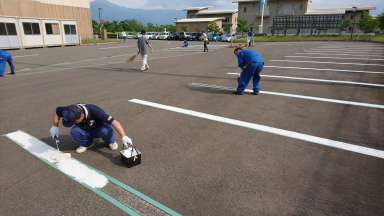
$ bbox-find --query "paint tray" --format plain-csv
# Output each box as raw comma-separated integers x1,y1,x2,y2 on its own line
120,146,141,168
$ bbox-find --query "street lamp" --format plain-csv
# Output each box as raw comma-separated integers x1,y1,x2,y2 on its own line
98,8,103,34
350,6,357,40
174,18,177,32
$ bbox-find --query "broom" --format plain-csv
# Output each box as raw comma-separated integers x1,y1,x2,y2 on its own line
125,52,139,64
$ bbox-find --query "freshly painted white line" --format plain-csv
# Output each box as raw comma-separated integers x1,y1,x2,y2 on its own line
13,54,39,58
264,66,384,74
311,49,383,52
295,53,384,58
271,60,384,67
285,56,384,61
129,99,384,159
226,73,384,87
5,131,108,189
303,50,384,54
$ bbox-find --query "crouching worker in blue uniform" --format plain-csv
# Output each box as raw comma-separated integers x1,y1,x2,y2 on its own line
182,39,188,47
233,48,264,95
0,50,15,77
50,103,133,153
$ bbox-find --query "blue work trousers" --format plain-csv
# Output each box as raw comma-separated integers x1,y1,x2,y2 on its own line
0,51,15,76
123,37,126,42
70,122,115,147
237,62,264,94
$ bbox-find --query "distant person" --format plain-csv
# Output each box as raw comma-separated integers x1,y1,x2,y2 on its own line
233,48,264,95
182,39,188,47
137,30,153,72
247,30,254,47
122,31,127,42
50,103,133,153
202,31,208,52
0,50,15,77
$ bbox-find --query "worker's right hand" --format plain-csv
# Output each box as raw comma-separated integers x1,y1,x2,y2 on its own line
50,126,59,139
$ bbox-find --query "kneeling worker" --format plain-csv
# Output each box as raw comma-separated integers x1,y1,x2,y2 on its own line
233,48,264,95
50,103,132,153
182,39,188,47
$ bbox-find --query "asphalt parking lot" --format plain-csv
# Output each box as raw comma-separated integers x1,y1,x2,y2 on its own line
1,39,383,216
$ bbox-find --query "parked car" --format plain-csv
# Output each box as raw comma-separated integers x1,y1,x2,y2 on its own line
143,32,154,39
167,33,178,40
158,32,169,40
199,33,211,41
221,34,236,42
209,33,223,42
150,33,159,39
188,32,201,41
178,32,190,41
134,33,142,39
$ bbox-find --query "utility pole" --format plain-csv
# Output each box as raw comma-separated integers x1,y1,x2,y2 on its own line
98,8,103,34
260,0,264,34
174,18,177,32
350,6,357,40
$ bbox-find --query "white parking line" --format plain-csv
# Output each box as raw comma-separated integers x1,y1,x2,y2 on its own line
13,54,39,58
303,50,384,55
311,48,383,52
295,53,384,58
129,99,384,159
226,73,384,87
264,66,384,74
285,56,384,61
271,60,384,67
98,45,135,50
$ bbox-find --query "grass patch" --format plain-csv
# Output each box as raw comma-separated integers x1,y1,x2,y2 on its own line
80,39,122,44
232,34,384,43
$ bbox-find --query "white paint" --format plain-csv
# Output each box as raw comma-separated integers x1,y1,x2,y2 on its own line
226,73,384,87
13,54,39,58
303,50,384,54
264,66,384,74
295,53,384,58
271,60,384,67
129,99,384,159
5,131,108,189
285,56,384,61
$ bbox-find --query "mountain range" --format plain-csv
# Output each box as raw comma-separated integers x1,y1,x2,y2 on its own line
90,0,187,25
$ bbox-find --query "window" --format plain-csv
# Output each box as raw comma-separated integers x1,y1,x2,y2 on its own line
300,4,303,10
223,17,229,22
45,23,60,34
244,7,246,12
190,15,195,18
250,27,253,31
0,23,6,35
6,23,17,35
70,25,76,34
351,15,353,19
361,15,364,18
349,27,352,31
64,24,77,35
23,22,40,35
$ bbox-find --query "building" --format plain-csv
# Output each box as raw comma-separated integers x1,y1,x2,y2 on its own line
179,6,238,33
0,0,93,49
232,0,376,34
175,18,225,33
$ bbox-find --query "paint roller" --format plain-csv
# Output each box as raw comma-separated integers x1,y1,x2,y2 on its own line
53,136,71,161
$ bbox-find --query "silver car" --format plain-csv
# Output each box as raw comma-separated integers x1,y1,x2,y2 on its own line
221,34,236,42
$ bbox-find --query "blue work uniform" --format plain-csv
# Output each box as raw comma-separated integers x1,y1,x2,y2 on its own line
236,50,264,94
56,104,115,147
0,50,15,76
248,31,254,46
183,41,188,47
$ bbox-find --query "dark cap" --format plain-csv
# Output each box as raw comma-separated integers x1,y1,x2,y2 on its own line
202,31,204,32
62,105,82,127
141,30,146,34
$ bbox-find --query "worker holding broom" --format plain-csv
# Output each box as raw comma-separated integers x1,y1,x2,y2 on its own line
50,103,133,153
137,30,153,71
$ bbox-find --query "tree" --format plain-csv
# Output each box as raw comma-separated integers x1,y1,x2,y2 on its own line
207,21,220,33
180,24,190,32
377,11,384,32
357,11,379,34
341,20,351,29
92,20,100,33
158,24,175,33
195,26,202,32
146,23,155,32
224,25,231,33
237,19,250,37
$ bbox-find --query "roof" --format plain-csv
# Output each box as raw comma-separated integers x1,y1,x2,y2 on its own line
175,18,226,23
311,4,376,12
306,9,346,15
232,0,257,2
182,6,213,11
196,9,238,15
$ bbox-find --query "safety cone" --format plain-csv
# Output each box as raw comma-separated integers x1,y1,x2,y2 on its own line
230,41,233,48
252,40,255,47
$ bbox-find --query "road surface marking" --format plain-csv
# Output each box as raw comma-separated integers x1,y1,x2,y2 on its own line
13,54,39,58
303,50,384,54
295,53,384,58
285,56,384,61
271,60,384,67
264,66,384,74
128,99,384,159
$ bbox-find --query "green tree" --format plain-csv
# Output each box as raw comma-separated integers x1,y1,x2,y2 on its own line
224,25,231,33
207,21,220,33
377,11,384,32
180,24,190,32
146,23,155,32
357,11,380,34
195,26,202,32
341,19,352,29
237,19,250,37
92,20,100,33
158,24,175,32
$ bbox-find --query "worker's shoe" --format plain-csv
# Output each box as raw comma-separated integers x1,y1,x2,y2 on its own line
109,141,118,150
76,143,94,153
253,92,259,95
233,91,243,95
10,73,15,75
145,66,150,71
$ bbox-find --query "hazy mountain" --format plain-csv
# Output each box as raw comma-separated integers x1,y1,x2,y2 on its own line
90,0,186,25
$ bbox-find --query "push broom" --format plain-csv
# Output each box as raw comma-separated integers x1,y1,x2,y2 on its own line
52,136,71,161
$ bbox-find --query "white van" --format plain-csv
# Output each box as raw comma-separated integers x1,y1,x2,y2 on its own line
158,32,169,40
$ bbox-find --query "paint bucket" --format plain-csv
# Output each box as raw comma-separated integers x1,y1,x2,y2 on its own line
120,146,141,168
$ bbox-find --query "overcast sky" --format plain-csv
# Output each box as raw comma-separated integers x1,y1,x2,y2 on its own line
90,0,383,15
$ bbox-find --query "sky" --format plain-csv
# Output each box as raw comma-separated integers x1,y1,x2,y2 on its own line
90,0,383,15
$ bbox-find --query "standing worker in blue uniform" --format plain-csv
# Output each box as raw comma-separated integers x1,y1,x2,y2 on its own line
233,48,264,95
247,30,254,47
50,103,133,153
0,50,15,77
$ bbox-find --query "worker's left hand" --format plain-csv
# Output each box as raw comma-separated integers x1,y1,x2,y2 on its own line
122,136,132,148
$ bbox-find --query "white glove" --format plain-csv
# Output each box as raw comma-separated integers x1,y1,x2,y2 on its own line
50,126,59,139
122,136,132,148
